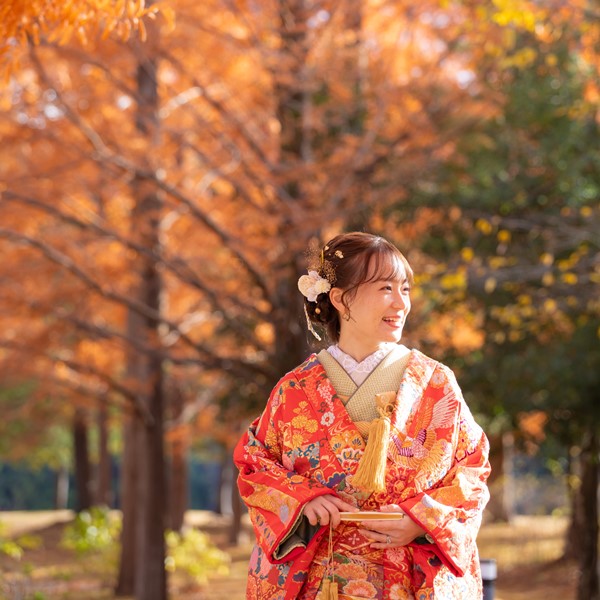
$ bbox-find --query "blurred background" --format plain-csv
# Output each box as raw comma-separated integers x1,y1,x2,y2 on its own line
0,1,598,599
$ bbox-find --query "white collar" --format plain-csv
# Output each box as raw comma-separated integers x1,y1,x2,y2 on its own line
326,343,396,386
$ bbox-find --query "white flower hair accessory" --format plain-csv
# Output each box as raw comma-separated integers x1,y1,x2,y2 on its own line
298,270,331,303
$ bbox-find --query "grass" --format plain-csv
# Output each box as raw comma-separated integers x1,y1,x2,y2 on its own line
0,511,578,600
477,515,577,600
478,515,568,568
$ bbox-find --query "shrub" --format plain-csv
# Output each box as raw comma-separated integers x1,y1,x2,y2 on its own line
61,506,120,555
0,520,42,560
165,528,230,584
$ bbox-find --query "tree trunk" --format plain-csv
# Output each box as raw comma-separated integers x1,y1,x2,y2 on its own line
272,0,313,374
132,34,167,600
271,0,367,371
338,0,371,230
96,400,112,506
229,452,244,545
73,408,92,512
115,414,140,597
564,445,586,561
219,445,232,516
135,354,167,600
116,10,167,598
120,183,167,600
167,385,188,533
167,436,187,532
485,431,515,522
576,426,599,600
54,464,69,510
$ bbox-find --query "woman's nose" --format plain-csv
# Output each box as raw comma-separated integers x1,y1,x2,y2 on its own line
391,294,406,309
391,289,408,309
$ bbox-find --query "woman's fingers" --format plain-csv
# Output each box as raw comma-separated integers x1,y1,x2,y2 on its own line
323,496,356,527
328,496,357,512
304,495,356,527
304,496,333,526
358,508,427,547
358,528,389,545
304,505,324,526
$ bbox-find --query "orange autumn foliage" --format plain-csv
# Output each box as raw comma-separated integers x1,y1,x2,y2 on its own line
0,0,174,79
1,0,597,452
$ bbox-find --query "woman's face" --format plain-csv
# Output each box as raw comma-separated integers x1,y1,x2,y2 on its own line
331,254,411,357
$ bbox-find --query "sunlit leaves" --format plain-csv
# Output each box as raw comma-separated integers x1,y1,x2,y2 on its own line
490,0,541,32
0,0,598,459
0,0,170,79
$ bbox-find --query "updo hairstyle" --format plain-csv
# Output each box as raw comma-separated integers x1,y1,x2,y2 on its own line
304,232,413,343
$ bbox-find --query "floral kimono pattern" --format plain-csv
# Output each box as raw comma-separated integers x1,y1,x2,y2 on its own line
234,349,490,600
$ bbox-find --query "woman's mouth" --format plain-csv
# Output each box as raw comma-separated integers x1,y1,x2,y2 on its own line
383,317,403,326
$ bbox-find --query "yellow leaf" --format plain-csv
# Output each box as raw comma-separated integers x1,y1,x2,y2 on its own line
461,247,474,262
138,19,147,42
484,278,497,293
440,270,467,291
561,273,578,285
542,272,555,286
158,4,177,31
557,259,573,271
476,218,493,235
489,256,508,269
513,47,537,69
497,229,511,243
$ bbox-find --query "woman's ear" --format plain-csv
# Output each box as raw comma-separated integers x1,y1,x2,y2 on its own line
329,287,345,314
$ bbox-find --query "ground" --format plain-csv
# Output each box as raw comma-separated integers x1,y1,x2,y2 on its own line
0,511,578,600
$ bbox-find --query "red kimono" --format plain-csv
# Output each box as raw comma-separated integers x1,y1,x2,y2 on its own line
234,349,490,599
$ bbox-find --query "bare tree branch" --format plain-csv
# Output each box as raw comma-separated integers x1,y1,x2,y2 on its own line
0,226,275,379
3,190,271,335
0,339,152,423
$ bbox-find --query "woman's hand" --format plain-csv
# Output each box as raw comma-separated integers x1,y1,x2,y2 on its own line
303,495,356,528
358,504,427,548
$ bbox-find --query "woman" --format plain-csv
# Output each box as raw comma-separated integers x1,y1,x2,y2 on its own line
234,232,490,600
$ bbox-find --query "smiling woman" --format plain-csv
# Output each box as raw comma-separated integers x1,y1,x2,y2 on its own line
304,233,413,349
234,232,491,600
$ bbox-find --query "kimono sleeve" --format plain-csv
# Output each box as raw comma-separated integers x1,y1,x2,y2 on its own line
233,374,332,564
401,366,491,577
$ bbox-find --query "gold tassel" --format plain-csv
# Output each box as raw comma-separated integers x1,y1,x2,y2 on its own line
352,392,396,493
322,520,339,599
322,578,338,599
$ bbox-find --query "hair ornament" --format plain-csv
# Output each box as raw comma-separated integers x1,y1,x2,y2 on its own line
298,270,331,302
300,240,340,341
303,303,322,341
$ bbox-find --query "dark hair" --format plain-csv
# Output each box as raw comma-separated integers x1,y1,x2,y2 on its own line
304,232,413,343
